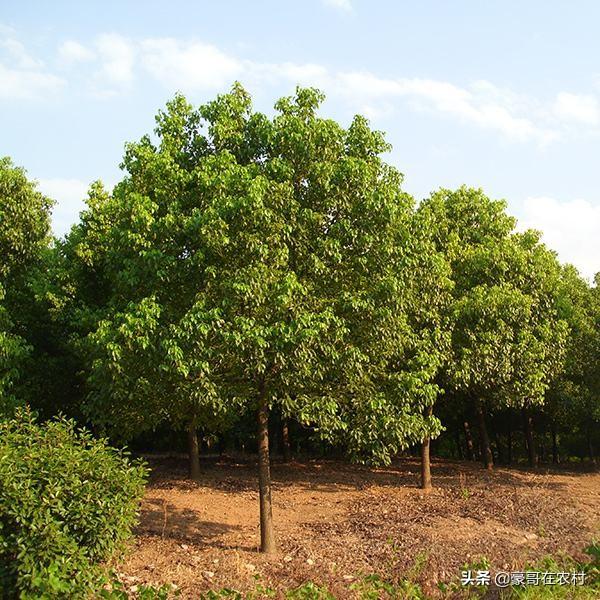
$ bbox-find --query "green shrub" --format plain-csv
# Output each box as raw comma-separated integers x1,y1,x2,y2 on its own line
0,409,148,598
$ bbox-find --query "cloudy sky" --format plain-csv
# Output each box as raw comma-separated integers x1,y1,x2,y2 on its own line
2,0,599,279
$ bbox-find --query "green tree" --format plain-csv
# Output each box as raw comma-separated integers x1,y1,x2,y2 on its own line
419,187,567,469
0,157,53,412
546,267,599,464
71,85,449,552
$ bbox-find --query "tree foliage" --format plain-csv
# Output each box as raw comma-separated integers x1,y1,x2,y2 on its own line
419,187,567,410
0,157,53,411
64,86,449,461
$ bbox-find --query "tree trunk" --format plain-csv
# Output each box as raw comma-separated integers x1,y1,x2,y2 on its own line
475,399,493,470
420,437,432,491
507,418,513,465
257,383,276,554
522,407,538,468
188,420,201,480
463,421,475,461
282,418,291,462
455,429,464,460
551,425,559,464
420,405,433,491
587,425,596,465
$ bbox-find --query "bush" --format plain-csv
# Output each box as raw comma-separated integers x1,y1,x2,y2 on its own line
0,409,148,598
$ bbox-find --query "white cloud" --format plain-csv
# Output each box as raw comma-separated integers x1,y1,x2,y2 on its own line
0,30,64,99
54,35,134,95
45,31,600,147
250,61,330,88
0,62,64,99
140,38,241,91
5,26,600,150
322,0,353,11
57,35,243,94
38,178,89,237
336,72,558,144
0,37,42,69
518,196,600,280
94,33,135,86
553,92,599,125
58,40,95,64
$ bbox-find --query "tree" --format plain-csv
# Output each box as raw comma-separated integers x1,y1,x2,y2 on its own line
71,85,449,553
0,157,53,412
546,267,599,464
419,187,567,470
404,208,452,490
506,230,568,467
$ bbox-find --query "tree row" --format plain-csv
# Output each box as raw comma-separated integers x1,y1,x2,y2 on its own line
1,85,598,554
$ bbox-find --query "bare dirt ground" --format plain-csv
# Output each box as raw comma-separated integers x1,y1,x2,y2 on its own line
118,456,600,598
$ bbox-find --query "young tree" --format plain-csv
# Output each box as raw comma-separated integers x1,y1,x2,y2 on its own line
405,209,452,490
507,230,568,467
71,85,449,552
419,187,567,470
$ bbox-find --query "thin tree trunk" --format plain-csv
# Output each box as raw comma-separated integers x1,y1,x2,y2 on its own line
455,429,464,460
282,418,291,462
507,417,513,465
257,382,276,554
522,407,538,468
475,399,493,470
587,425,596,465
188,419,201,480
463,421,475,461
420,405,433,491
420,437,432,491
551,425,559,464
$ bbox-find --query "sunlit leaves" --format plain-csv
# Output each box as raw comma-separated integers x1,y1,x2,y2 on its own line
0,158,53,411
70,84,452,461
419,186,569,411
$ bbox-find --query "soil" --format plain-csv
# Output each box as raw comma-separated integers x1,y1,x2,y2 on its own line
117,455,600,598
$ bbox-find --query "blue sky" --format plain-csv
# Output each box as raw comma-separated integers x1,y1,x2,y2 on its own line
1,0,599,279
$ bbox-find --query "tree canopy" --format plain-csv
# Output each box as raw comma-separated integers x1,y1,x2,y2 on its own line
0,157,53,411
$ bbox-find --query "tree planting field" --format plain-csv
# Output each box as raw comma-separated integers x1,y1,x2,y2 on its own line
117,455,599,598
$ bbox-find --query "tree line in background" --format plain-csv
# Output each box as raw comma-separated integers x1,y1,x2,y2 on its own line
1,85,599,554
